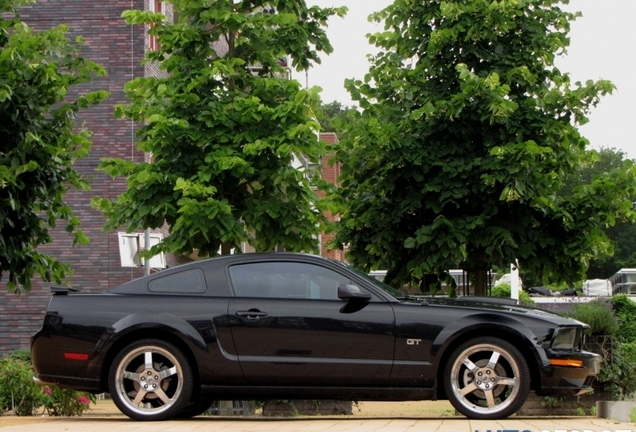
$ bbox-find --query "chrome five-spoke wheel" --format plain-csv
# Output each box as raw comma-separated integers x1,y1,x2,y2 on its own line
108,339,193,421
445,336,530,419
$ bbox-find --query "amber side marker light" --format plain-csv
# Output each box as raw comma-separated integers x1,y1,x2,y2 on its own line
64,353,89,361
550,359,583,367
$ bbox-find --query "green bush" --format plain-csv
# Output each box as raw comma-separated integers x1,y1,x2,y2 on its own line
0,357,46,416
597,342,636,400
42,386,94,416
565,299,619,336
0,350,94,416
611,294,636,342
622,341,636,365
491,283,535,306
593,296,636,400
4,350,31,363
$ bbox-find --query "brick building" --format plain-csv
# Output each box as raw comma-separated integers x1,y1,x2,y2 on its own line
0,2,344,356
317,132,344,262
0,0,181,355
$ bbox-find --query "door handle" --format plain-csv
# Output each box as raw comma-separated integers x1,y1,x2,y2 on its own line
235,310,268,320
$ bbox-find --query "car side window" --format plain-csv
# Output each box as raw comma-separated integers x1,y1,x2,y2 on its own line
229,262,350,300
148,268,207,294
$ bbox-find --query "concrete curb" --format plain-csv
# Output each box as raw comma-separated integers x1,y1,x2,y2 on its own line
597,400,636,423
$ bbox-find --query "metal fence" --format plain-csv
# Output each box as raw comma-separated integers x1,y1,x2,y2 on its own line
583,334,614,363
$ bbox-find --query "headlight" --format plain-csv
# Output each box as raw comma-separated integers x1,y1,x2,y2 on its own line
550,326,582,351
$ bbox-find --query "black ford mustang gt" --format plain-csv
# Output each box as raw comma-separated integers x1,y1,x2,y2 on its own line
31,253,599,421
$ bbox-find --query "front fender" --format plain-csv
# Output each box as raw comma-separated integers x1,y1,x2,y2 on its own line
431,313,543,367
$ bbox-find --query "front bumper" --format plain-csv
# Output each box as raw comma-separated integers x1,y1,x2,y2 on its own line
538,350,601,396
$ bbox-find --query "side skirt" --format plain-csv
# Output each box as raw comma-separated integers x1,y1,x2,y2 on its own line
200,386,436,401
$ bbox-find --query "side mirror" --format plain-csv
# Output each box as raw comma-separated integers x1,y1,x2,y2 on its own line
337,284,372,302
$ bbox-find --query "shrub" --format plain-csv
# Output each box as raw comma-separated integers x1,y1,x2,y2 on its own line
0,350,94,416
42,386,94,416
535,301,576,316
491,283,535,306
0,357,46,416
565,299,619,336
4,350,31,363
622,341,636,365
611,294,636,342
597,342,636,400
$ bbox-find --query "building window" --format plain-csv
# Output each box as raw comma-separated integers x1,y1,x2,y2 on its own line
148,0,164,51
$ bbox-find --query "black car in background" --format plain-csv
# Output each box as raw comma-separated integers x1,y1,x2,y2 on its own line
31,253,600,421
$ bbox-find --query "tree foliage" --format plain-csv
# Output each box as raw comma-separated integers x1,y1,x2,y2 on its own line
0,0,108,292
332,0,636,293
94,0,346,257
561,148,636,279
316,100,356,137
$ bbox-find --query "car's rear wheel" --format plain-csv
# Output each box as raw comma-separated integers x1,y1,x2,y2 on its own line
108,339,193,421
444,336,530,419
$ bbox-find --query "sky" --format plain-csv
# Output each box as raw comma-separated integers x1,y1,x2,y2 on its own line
303,0,636,159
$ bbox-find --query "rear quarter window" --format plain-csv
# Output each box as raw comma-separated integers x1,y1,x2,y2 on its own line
148,268,207,294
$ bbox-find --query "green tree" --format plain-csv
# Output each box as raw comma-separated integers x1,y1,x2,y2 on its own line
561,148,636,279
316,100,356,137
0,0,108,292
93,0,346,257
332,0,636,294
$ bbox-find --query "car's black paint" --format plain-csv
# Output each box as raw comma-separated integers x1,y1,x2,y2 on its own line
31,253,600,420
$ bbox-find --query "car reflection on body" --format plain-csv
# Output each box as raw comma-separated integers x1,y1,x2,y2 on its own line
31,253,600,421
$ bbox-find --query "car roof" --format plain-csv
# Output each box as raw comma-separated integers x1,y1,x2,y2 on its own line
108,252,351,296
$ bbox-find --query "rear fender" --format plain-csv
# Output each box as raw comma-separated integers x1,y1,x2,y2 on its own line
88,312,208,377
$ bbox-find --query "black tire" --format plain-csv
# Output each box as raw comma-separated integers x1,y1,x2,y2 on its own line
444,336,530,419
176,398,213,418
108,338,193,421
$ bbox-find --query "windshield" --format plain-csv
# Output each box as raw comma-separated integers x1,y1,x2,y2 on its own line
333,261,404,299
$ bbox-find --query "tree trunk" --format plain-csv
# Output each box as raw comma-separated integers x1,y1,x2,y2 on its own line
473,268,487,296
466,253,489,296
221,241,232,256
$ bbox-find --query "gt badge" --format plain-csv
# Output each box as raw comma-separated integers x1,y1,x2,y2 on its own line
407,339,421,346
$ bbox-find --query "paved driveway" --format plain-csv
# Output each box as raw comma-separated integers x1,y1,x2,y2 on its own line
0,415,634,432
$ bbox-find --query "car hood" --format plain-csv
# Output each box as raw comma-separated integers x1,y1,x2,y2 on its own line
413,296,586,327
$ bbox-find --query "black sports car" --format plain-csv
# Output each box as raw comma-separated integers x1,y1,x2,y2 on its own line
31,253,600,421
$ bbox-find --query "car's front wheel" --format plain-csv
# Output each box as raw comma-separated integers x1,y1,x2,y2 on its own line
108,339,193,421
444,336,530,419
176,398,214,418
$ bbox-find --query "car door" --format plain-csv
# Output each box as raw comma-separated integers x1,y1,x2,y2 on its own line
227,260,396,386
